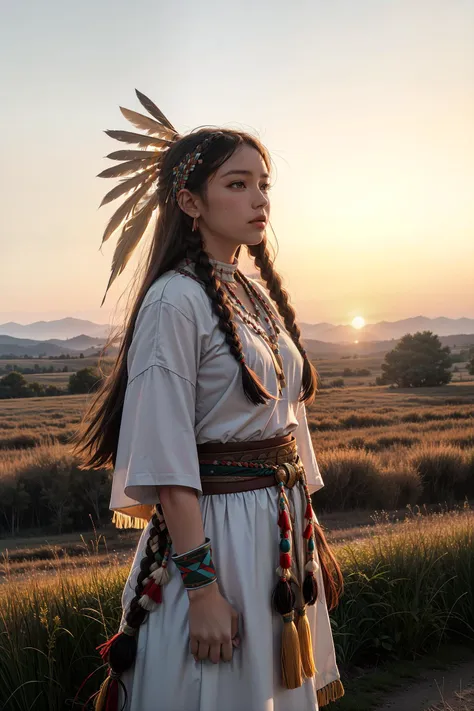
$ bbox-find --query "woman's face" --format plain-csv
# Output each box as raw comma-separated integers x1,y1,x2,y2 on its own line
192,143,272,253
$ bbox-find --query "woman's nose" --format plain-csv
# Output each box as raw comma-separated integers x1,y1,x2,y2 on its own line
253,191,269,209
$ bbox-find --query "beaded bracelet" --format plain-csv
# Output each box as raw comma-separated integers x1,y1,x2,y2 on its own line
171,537,218,590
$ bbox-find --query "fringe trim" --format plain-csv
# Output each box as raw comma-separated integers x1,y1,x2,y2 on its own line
316,678,345,707
112,511,149,530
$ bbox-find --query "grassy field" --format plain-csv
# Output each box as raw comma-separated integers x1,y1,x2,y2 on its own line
0,357,108,371
0,352,473,708
0,505,472,710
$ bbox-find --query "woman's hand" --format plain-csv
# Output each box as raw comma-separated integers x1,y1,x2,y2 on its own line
188,580,241,664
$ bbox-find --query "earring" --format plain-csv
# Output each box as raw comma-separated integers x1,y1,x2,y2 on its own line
192,216,199,232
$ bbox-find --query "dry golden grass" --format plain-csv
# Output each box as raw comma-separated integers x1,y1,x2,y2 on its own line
0,376,472,530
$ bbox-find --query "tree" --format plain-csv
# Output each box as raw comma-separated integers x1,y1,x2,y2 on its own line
45,384,64,396
468,354,474,376
29,381,46,397
40,474,73,534
0,479,31,535
377,331,452,387
68,367,103,394
0,371,30,398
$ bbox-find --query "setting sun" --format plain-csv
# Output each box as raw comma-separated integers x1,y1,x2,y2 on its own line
351,316,366,330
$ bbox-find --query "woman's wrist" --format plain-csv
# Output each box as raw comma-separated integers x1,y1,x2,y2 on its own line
187,578,219,602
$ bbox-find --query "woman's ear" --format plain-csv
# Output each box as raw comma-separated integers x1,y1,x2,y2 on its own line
176,189,200,219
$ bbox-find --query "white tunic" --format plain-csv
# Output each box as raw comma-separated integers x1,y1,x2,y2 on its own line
111,258,342,711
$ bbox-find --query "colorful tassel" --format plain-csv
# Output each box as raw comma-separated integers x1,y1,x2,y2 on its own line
93,674,112,710
93,673,119,711
272,481,304,689
138,535,171,611
138,579,163,610
296,607,317,677
316,678,345,706
93,671,128,711
297,481,319,678
105,679,119,711
278,509,291,530
96,633,123,662
280,610,303,689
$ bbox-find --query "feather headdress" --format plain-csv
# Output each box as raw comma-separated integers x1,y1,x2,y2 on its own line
97,89,179,306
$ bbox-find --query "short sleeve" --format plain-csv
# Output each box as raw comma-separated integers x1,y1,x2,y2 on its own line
110,294,203,521
294,400,324,496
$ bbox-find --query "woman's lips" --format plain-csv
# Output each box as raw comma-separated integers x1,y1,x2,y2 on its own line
249,220,266,228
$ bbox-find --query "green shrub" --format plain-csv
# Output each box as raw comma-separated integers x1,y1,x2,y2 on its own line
408,444,470,503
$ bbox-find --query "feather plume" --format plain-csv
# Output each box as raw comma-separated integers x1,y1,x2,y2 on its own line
104,129,170,148
99,169,159,207
100,179,154,245
98,90,179,304
106,149,160,162
101,193,159,305
119,107,174,138
135,89,177,134
97,157,158,179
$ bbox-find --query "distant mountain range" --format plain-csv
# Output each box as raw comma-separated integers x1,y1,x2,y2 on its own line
300,316,474,344
0,315,473,358
0,333,112,358
0,318,110,341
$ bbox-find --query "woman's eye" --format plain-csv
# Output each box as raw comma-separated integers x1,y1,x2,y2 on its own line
229,181,272,191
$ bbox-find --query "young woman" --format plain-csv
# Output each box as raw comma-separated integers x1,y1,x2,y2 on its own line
73,90,344,711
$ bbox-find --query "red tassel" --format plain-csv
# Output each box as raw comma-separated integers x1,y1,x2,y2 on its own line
280,552,292,569
141,579,163,604
278,510,291,531
105,677,119,711
305,502,313,519
96,632,123,662
303,523,313,539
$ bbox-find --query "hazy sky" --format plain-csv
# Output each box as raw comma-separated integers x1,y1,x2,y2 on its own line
1,0,473,328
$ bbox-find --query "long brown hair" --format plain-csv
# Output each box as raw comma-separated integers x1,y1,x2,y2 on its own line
71,128,319,470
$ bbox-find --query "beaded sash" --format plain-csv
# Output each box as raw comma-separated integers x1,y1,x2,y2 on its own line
197,434,304,487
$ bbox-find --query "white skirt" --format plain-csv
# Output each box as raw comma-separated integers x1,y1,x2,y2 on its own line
118,483,341,711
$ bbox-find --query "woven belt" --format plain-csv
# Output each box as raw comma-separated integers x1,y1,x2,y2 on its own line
197,433,305,495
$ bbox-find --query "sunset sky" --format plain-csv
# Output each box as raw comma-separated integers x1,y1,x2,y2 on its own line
1,0,473,329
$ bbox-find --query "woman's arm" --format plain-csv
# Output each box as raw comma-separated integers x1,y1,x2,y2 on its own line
159,484,241,661
158,485,216,599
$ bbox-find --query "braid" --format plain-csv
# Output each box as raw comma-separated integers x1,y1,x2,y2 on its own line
123,510,165,629
248,240,318,406
184,231,277,406
84,509,167,711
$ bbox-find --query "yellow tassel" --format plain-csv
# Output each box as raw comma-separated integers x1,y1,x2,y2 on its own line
112,510,149,530
280,610,303,689
295,607,317,677
94,675,111,711
316,678,345,706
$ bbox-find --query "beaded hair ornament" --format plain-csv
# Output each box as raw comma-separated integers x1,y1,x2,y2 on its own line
97,89,220,306
169,134,220,203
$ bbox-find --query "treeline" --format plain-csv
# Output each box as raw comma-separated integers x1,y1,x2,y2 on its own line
0,364,71,376
0,352,88,360
0,368,103,399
